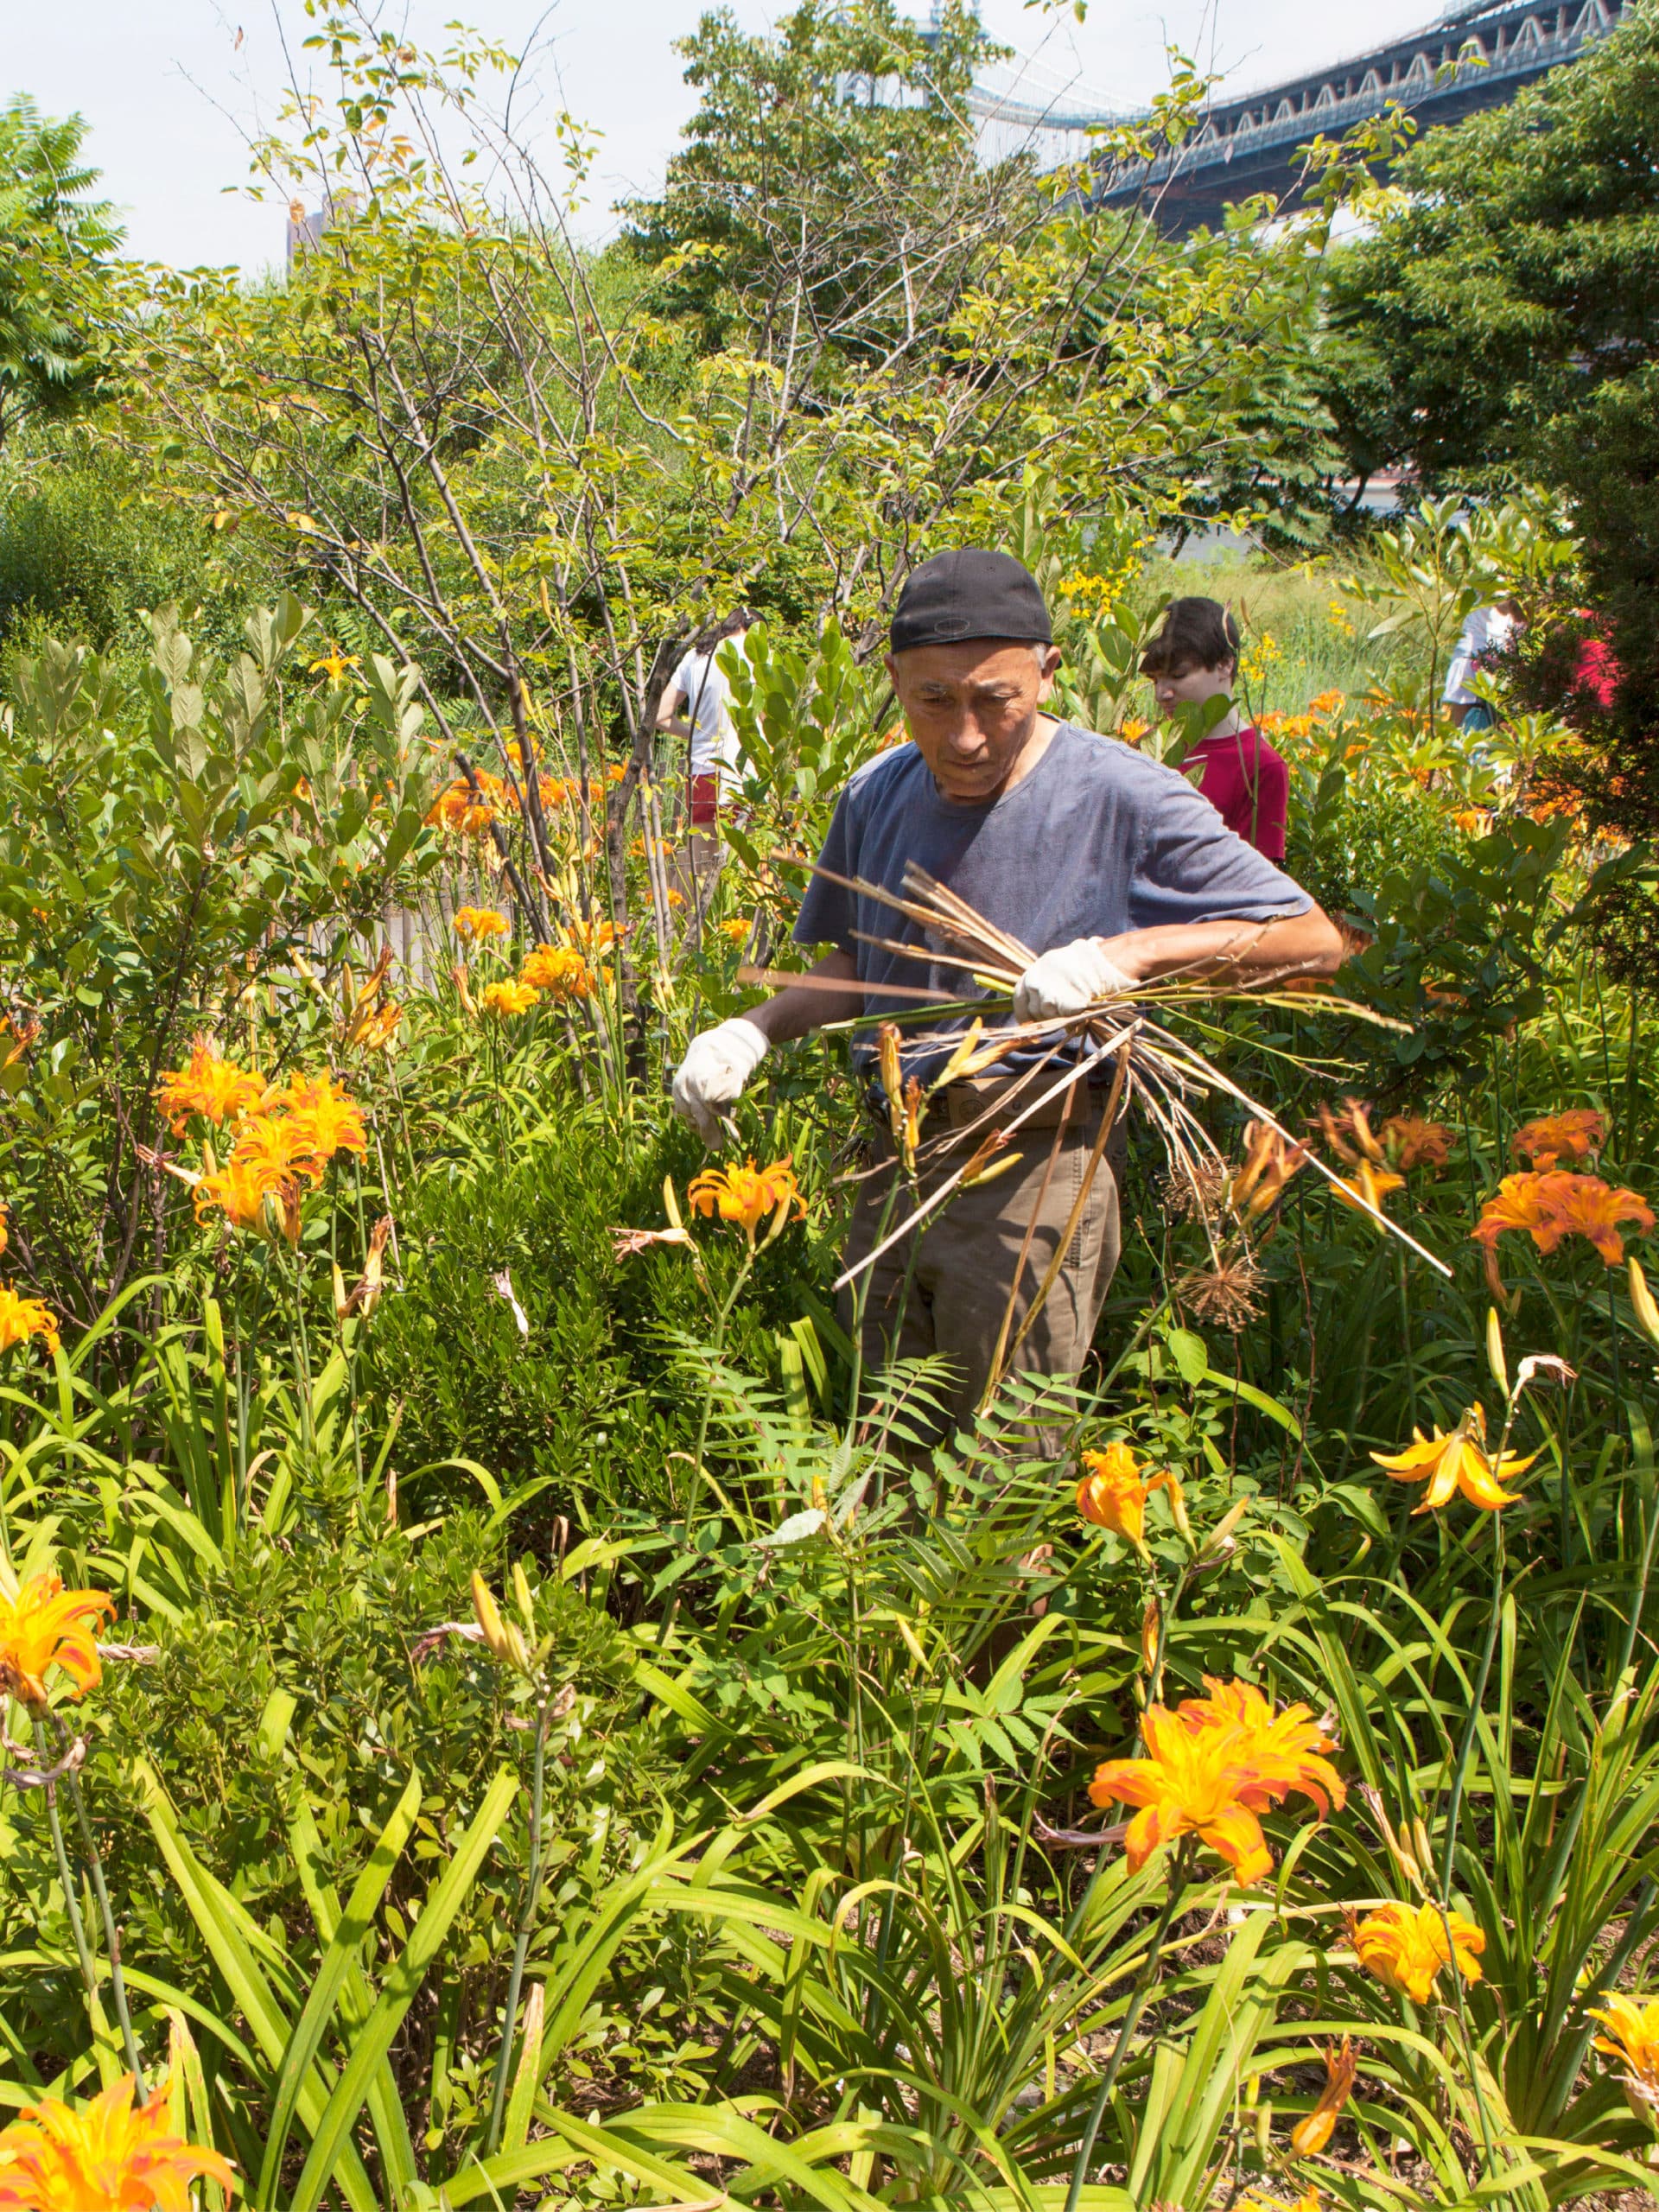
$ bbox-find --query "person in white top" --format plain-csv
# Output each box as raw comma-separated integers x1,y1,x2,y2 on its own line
655,609,753,874
1444,598,1521,730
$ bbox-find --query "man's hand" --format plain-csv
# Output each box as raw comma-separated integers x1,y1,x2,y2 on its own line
671,1017,771,1145
1013,938,1138,1024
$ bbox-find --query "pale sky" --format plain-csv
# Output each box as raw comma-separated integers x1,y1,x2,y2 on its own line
6,0,1438,276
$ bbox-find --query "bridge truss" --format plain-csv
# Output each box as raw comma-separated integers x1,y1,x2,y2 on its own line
963,0,1626,234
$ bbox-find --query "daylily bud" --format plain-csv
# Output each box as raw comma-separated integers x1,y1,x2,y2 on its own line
1632,1258,1659,1349
1485,1305,1509,1396
1411,1816,1435,1881
1289,2037,1357,2158
930,1017,986,1093
471,1570,513,1665
512,1559,536,1630
1140,1597,1160,1674
663,1174,685,1233
1199,1497,1249,1561
1166,1474,1192,1545
963,1149,1023,1190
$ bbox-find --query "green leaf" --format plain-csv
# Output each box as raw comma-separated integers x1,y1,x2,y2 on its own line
1167,1327,1208,1386
256,1770,422,2211
287,1766,518,2212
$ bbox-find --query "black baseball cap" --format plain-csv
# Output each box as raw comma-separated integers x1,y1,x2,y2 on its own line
889,548,1052,653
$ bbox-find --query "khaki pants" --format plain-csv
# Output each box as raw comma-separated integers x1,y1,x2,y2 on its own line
839,1101,1122,1454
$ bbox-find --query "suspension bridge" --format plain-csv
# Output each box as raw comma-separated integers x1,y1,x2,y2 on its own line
959,0,1627,233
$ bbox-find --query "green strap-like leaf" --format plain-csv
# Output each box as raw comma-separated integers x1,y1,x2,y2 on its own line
287,1766,518,2212
256,1770,421,2211
133,1760,379,2212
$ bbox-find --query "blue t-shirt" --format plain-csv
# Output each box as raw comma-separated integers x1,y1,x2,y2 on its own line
792,721,1312,1079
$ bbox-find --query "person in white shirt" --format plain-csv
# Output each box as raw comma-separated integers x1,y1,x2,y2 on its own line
1444,598,1521,730
655,609,754,874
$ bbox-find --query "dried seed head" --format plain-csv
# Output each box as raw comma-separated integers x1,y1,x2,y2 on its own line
1160,1157,1230,1223
1174,1255,1264,1332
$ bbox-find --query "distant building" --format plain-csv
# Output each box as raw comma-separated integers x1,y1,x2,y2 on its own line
285,192,361,269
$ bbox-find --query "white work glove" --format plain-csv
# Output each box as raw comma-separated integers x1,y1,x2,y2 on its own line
1013,938,1138,1024
671,1016,771,1145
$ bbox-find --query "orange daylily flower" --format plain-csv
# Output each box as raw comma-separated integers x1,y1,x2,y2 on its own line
1534,1173,1655,1263
1332,1161,1406,1216
1231,1122,1311,1216
1370,1402,1535,1513
519,945,595,1000
1473,1170,1654,1293
0,1573,114,1706
308,640,360,685
688,1157,804,1243
481,980,541,1017
261,1074,369,1181
0,1014,41,1069
350,1000,403,1054
1512,1109,1605,1170
424,781,470,830
0,2071,235,2211
1077,1442,1177,1548
156,1039,266,1133
1380,1116,1452,1173
563,917,620,957
194,1150,289,1234
340,952,402,1056
1471,1172,1555,1283
1317,1097,1383,1166
0,1286,60,1357
1088,1675,1344,1888
1289,2037,1357,2158
1349,1899,1484,2005
452,906,509,943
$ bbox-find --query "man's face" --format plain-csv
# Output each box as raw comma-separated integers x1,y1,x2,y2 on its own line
886,639,1062,804
1151,657,1234,721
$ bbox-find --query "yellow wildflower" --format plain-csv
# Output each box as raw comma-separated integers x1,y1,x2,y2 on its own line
1588,1993,1659,2112
1370,1402,1536,1513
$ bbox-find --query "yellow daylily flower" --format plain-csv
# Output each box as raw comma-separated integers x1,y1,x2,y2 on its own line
1370,1403,1536,1513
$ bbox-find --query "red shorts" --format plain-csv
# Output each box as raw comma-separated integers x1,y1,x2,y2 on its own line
690,772,720,828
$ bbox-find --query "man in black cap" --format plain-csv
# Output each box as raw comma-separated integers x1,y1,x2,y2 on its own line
671,548,1342,1440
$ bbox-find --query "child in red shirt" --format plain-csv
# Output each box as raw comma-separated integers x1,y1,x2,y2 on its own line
1138,597,1289,861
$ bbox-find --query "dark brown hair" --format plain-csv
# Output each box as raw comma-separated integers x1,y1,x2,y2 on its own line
1140,596,1241,677
692,607,756,655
